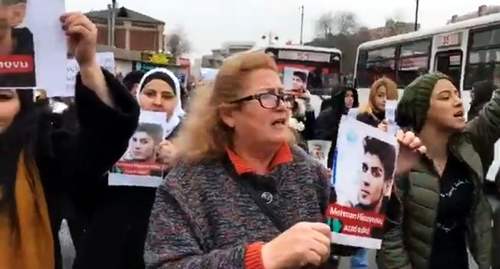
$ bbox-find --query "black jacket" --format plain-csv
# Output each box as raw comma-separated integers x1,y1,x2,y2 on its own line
74,120,182,269
356,110,385,128
37,69,139,269
314,87,359,168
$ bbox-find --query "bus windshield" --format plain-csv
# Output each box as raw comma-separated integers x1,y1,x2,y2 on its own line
264,47,342,95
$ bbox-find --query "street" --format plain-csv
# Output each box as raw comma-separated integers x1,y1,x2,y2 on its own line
338,195,500,269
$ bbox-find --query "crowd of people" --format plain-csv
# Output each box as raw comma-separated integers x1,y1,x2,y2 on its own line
1,12,500,269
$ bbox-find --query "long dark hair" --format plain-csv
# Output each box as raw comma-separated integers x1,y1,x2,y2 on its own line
0,90,51,230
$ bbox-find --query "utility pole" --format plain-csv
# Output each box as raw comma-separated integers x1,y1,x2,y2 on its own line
299,5,304,45
107,0,117,46
414,0,420,31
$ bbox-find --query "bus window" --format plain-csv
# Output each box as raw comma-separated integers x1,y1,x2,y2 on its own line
400,40,431,57
397,40,431,87
397,56,428,87
435,51,463,89
465,27,500,89
356,47,396,88
367,47,396,61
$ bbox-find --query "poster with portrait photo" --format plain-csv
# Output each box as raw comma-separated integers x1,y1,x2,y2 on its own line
108,111,167,187
0,0,65,91
65,52,115,97
283,66,308,91
307,140,331,168
326,118,398,249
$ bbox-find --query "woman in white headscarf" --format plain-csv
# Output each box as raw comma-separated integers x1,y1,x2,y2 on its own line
136,68,185,140
73,68,185,269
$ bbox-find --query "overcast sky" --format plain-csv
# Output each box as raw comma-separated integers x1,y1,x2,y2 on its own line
67,0,500,57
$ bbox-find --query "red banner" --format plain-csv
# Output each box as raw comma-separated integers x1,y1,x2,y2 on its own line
0,55,34,73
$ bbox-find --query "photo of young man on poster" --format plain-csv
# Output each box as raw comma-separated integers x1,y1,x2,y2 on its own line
356,136,396,214
292,70,307,90
0,0,35,87
113,122,164,177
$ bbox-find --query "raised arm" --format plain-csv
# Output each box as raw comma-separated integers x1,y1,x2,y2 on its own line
53,12,140,185
466,89,500,172
144,179,252,269
53,67,139,185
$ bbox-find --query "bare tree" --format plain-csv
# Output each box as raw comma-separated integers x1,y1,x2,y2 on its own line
315,11,360,37
166,27,191,57
315,12,334,38
333,11,359,35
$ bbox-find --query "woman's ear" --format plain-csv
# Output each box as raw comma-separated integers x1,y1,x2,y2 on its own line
10,3,26,27
218,106,235,128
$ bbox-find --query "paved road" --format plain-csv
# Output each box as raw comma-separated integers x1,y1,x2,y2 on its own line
338,195,499,269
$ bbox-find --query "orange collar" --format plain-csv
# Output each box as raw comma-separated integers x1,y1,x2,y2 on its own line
227,143,293,175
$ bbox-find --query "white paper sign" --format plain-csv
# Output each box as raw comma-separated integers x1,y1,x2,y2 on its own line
1,0,66,94
327,119,398,249
385,100,398,135
108,110,167,188
347,108,359,120
65,52,115,97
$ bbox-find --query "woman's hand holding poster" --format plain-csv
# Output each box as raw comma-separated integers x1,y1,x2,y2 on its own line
327,118,398,249
108,111,167,187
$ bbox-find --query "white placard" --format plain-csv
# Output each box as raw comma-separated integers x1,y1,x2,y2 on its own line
385,100,398,135
108,110,167,187
65,52,115,97
347,108,359,120
328,119,398,249
0,0,66,94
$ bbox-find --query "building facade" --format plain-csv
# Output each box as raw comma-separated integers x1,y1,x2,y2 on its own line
360,20,419,41
201,41,256,68
448,5,500,24
85,6,165,52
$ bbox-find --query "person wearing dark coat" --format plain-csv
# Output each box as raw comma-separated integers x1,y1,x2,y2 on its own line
0,13,140,269
74,68,183,269
467,80,497,121
122,70,145,98
314,85,359,168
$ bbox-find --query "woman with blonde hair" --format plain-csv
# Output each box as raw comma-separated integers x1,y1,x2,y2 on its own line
143,51,424,269
357,77,398,130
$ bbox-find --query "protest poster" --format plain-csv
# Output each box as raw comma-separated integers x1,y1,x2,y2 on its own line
327,118,398,249
307,140,331,168
283,66,308,90
108,111,167,187
385,100,398,135
0,0,66,92
65,52,115,97
347,108,359,120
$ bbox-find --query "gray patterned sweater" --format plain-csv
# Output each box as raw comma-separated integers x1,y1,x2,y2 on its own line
144,145,331,268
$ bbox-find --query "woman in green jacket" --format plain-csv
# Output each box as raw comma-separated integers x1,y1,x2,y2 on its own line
377,72,499,269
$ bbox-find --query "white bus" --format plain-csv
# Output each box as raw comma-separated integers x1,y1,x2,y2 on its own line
252,44,342,115
354,12,500,113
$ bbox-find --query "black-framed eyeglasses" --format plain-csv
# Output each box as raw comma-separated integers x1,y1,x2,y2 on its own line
230,92,295,109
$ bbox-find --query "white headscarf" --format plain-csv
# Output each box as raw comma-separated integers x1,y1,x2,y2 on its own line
137,68,185,138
